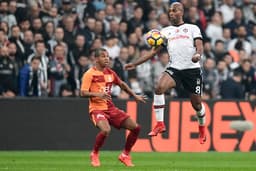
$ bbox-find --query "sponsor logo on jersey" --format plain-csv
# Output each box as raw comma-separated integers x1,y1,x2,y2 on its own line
183,28,188,33
96,114,105,119
197,78,200,85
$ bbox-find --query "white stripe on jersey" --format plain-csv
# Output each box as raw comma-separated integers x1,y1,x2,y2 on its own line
161,23,202,70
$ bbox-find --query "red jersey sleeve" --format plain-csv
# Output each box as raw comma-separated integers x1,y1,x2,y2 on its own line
111,69,122,85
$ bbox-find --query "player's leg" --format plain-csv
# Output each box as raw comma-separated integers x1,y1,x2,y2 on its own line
119,117,140,167
190,94,206,144
149,71,176,136
90,111,111,167
182,68,206,144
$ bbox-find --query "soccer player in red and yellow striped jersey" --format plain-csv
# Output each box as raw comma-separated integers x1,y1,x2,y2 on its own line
81,48,146,167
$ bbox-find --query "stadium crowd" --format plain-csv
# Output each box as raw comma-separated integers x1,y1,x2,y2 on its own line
0,0,255,100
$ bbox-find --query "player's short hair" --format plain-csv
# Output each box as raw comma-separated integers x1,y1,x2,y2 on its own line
94,48,107,58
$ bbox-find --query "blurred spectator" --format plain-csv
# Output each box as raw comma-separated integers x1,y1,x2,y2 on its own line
19,18,31,38
118,20,128,46
68,34,88,68
203,38,215,59
9,0,27,24
242,0,254,24
49,6,61,27
112,46,130,83
152,50,169,87
205,11,223,45
31,18,43,34
28,4,42,20
69,54,91,96
158,13,170,28
43,21,55,43
94,20,104,39
0,46,17,97
222,27,232,50
22,30,34,61
219,0,235,24
228,25,252,55
62,15,77,47
27,40,49,95
103,4,115,33
234,59,256,99
202,58,218,97
48,43,70,96
102,34,120,59
213,39,227,62
0,28,8,48
0,21,9,35
59,83,74,97
59,0,73,15
248,24,256,53
200,0,215,22
9,25,25,59
136,46,154,98
8,42,22,75
113,2,126,23
19,56,44,96
225,7,246,38
220,70,244,99
83,17,96,47
47,27,66,54
214,60,230,98
0,0,17,28
90,37,103,51
127,5,145,34
41,0,53,23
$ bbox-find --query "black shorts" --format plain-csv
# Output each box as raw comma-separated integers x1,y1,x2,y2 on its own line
165,67,202,95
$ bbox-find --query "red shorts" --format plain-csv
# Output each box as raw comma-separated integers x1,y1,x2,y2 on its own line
90,106,130,129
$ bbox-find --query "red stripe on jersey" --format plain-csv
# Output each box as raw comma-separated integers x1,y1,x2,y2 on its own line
154,105,165,109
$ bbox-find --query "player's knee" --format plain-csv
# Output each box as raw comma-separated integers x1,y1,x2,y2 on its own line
155,85,165,95
101,128,111,136
132,124,141,134
192,102,201,111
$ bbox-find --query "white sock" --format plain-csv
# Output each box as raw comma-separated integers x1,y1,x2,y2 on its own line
196,103,206,126
153,94,165,122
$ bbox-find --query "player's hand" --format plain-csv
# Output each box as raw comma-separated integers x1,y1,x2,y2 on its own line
124,63,136,70
192,53,201,63
134,95,147,103
98,92,112,101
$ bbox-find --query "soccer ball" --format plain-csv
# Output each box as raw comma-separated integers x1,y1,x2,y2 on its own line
145,29,164,47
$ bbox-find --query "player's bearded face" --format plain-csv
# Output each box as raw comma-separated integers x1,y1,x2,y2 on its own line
169,7,182,25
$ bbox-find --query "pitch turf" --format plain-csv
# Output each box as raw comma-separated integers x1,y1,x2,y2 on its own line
0,151,256,171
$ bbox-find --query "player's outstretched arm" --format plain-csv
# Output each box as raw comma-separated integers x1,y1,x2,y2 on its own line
119,81,147,103
124,46,162,70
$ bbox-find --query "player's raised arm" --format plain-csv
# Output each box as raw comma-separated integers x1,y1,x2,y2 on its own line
124,45,163,70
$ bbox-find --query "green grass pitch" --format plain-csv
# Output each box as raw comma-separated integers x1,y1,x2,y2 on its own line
0,151,256,171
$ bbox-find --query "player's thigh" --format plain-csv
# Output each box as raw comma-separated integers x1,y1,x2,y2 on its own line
155,72,176,94
108,107,130,129
120,117,138,130
90,110,111,133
